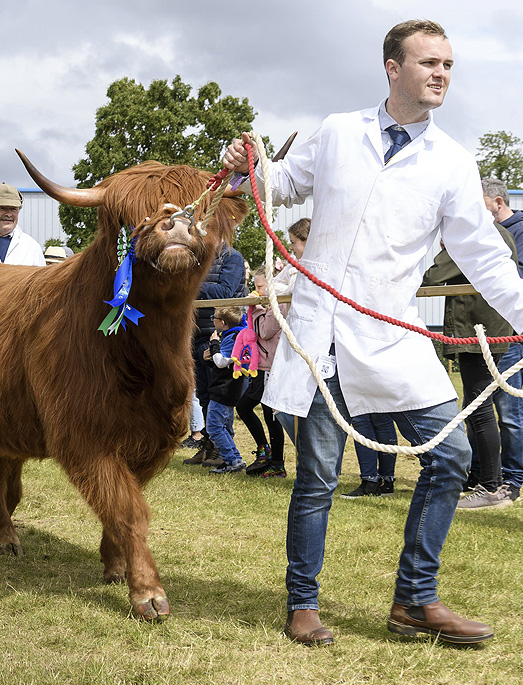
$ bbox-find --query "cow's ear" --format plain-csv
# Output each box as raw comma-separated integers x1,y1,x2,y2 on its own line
213,196,250,244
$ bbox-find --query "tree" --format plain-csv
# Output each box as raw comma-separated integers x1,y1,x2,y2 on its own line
476,130,523,188
59,76,274,261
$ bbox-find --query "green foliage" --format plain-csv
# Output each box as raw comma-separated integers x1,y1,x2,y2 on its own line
59,76,269,250
476,130,523,188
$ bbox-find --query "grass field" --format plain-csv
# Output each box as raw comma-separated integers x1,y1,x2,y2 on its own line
1,372,523,684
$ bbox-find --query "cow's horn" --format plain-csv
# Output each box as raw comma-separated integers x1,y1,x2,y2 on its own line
272,132,298,162
222,132,298,197
15,149,105,207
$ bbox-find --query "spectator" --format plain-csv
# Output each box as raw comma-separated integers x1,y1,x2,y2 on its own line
482,178,523,501
222,19,522,645
243,259,252,295
180,390,204,449
204,306,247,474
422,234,516,509
273,218,310,295
183,241,246,468
0,183,45,266
340,413,398,497
44,245,71,264
237,266,287,478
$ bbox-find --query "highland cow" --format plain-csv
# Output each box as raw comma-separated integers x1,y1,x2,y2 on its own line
0,151,249,620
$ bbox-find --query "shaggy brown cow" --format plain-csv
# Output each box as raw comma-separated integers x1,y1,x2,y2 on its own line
0,153,249,620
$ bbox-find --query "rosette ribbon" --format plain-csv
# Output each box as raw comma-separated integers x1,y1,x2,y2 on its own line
98,237,144,335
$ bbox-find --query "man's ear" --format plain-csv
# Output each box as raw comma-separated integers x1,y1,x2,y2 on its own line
385,59,400,81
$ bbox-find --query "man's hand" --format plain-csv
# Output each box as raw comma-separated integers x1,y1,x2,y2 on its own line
203,348,212,361
223,132,259,174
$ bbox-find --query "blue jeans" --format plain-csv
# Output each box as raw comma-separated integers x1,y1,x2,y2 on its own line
352,413,397,483
493,342,523,488
285,370,470,610
206,400,241,465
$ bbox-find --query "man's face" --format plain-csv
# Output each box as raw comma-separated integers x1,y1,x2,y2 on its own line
483,193,502,220
387,32,453,120
0,206,20,237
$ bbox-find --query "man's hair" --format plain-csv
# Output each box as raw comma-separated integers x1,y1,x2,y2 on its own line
383,20,447,66
481,177,510,205
214,306,244,327
288,217,311,242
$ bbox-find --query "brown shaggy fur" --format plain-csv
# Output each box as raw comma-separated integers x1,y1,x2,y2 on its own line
0,160,248,619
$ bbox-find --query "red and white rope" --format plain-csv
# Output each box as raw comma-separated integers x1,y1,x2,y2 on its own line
247,130,523,455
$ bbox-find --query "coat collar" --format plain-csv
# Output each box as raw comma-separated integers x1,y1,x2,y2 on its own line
362,101,441,165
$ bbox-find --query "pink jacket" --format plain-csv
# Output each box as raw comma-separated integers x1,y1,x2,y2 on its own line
252,303,287,372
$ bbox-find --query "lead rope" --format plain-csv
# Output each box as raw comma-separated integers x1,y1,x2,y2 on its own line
246,130,523,456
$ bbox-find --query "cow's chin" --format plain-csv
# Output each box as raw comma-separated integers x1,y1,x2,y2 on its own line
154,244,202,273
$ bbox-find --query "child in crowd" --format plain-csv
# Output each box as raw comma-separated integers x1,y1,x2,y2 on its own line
237,266,288,477
203,306,247,474
272,218,310,295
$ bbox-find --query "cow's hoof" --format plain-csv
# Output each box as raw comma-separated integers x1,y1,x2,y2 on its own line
133,595,170,622
0,541,23,556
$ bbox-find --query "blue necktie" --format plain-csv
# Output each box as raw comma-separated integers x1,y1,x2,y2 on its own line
384,126,411,164
0,235,12,263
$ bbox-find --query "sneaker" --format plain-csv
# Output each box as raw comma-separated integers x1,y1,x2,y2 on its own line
260,464,287,478
181,435,203,450
201,448,225,468
209,461,246,475
246,444,271,475
183,438,212,465
381,480,394,495
457,483,514,510
503,482,520,501
340,479,381,499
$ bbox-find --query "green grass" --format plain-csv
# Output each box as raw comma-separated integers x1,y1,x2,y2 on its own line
1,372,523,684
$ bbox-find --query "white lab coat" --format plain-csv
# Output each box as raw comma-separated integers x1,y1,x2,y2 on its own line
3,225,45,266
259,103,523,417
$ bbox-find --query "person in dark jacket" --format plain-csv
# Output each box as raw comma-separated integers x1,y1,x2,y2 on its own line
183,241,246,467
482,178,523,501
422,225,517,509
203,306,247,474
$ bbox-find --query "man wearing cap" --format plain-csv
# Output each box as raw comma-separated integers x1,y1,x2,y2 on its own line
44,245,72,265
0,182,45,266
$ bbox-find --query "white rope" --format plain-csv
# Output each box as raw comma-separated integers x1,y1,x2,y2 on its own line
250,130,523,456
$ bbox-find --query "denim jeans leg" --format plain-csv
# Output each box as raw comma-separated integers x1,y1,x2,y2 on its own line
276,411,298,444
286,371,350,611
206,400,241,464
373,414,397,481
352,414,381,482
390,400,471,606
494,343,523,488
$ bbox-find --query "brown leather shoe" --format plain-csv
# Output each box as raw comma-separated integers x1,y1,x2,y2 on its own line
201,448,225,468
387,601,494,644
183,439,212,465
284,609,334,646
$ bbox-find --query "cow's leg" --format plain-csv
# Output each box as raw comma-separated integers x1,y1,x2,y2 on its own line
67,458,169,621
0,458,24,556
100,529,126,584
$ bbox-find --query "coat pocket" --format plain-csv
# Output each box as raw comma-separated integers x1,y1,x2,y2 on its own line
354,276,416,343
288,259,330,323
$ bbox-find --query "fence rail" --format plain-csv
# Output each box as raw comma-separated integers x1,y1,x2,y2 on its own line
193,284,476,308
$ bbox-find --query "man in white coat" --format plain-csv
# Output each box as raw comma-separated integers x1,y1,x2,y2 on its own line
223,20,523,645
0,183,45,266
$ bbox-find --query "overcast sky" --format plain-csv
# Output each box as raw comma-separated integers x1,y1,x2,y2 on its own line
3,0,523,188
